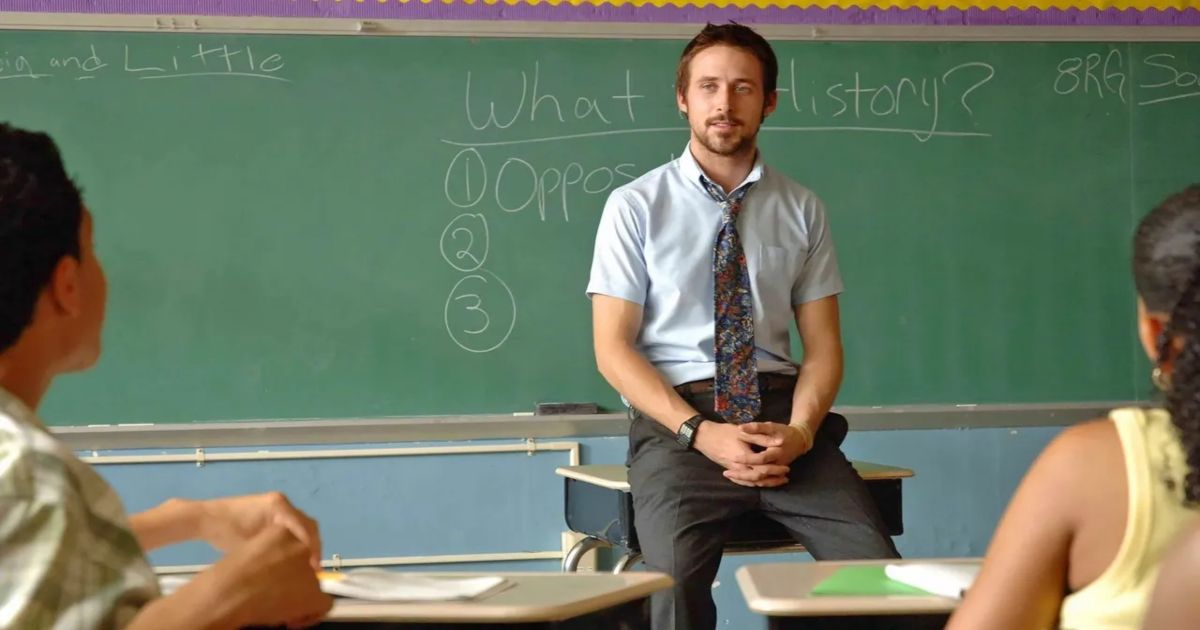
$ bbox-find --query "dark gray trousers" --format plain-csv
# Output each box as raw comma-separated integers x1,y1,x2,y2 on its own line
628,387,900,630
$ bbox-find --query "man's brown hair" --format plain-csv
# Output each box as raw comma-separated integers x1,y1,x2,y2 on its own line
675,22,779,97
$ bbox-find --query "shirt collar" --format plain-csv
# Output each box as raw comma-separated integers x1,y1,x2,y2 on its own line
678,142,765,197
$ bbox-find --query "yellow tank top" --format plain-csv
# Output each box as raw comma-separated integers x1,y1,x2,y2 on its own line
1059,407,1196,629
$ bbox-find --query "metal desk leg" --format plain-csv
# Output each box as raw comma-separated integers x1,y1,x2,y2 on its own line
612,551,642,573
562,535,606,572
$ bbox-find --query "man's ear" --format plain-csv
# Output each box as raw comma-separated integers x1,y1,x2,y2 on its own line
47,255,83,317
764,90,778,118
676,90,687,117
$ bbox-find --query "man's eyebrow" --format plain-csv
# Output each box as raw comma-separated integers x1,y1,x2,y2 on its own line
694,75,758,84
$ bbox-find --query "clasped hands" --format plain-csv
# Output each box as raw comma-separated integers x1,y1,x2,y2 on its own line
693,420,814,488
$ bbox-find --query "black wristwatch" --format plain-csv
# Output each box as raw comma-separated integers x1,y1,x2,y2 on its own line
676,415,705,450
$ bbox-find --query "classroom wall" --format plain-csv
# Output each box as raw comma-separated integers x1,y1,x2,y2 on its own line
91,424,1064,629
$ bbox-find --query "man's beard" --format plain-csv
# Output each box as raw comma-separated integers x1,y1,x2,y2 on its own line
693,114,759,157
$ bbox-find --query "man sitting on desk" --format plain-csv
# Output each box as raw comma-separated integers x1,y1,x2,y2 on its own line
587,23,899,630
0,123,332,629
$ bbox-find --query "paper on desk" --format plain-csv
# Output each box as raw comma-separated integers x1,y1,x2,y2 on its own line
157,575,190,596
809,566,929,597
319,569,511,602
883,562,981,599
159,569,511,603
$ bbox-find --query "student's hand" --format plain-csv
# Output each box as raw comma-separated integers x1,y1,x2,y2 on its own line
199,524,333,629
735,422,814,467
694,422,790,487
197,492,322,570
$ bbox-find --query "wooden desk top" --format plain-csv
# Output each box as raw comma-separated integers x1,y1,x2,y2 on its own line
556,461,913,491
736,559,981,617
326,571,671,623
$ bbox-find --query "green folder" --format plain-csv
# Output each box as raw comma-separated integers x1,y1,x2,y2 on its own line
810,566,932,597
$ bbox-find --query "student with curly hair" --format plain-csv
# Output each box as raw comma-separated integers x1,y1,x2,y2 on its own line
947,184,1200,630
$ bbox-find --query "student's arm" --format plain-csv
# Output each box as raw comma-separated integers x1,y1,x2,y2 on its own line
129,492,321,568
1143,520,1200,629
947,420,1121,630
0,489,328,629
126,525,332,630
128,498,204,550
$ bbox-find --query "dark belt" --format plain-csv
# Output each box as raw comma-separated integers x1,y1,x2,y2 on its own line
673,372,797,396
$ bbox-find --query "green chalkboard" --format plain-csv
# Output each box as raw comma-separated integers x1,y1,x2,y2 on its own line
0,31,1195,425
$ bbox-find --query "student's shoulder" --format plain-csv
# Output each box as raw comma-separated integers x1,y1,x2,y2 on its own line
1041,418,1120,465
1000,419,1124,540
1029,418,1122,491
0,418,72,501
1053,417,1121,450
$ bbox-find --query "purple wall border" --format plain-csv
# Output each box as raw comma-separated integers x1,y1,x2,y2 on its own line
2,1,1199,26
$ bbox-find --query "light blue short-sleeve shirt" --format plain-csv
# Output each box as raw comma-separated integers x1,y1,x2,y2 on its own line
587,144,843,386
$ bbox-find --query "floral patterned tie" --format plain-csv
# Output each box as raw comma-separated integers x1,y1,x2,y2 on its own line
700,176,760,424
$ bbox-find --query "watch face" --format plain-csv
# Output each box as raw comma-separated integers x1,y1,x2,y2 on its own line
678,422,694,446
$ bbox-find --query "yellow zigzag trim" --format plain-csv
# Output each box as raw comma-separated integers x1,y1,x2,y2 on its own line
325,0,1200,8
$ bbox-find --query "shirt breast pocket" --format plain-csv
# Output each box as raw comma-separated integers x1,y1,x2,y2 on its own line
753,245,801,312
755,245,798,280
